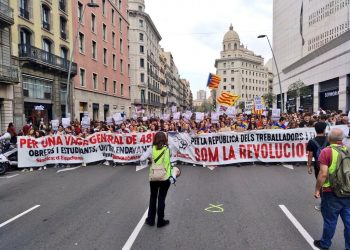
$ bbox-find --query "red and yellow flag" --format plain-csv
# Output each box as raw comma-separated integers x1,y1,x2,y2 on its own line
207,73,221,89
217,92,240,106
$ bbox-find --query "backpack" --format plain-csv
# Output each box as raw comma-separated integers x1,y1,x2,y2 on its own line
149,148,169,181
312,138,328,162
329,146,350,197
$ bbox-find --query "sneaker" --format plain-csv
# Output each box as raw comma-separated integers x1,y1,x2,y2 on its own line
30,168,33,172
38,167,42,171
43,166,47,170
145,218,155,226
157,220,170,228
313,240,329,250
314,205,321,211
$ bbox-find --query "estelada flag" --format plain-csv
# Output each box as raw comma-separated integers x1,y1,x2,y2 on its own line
217,91,240,106
207,73,221,89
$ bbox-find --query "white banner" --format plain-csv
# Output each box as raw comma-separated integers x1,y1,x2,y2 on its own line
17,126,349,167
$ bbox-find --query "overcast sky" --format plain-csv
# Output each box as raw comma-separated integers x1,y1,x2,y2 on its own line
145,0,273,98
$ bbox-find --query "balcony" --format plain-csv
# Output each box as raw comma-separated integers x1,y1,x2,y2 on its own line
0,2,14,26
147,83,161,94
133,99,162,107
161,91,167,97
19,7,30,20
18,44,77,75
0,64,19,84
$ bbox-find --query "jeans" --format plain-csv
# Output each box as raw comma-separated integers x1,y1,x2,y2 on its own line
320,192,350,250
147,180,170,223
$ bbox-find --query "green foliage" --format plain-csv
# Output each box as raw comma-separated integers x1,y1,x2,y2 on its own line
287,80,311,98
262,92,277,108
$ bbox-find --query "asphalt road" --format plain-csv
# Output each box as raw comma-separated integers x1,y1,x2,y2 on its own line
0,163,346,250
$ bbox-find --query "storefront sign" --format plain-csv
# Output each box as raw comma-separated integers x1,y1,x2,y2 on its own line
324,90,339,98
34,105,45,111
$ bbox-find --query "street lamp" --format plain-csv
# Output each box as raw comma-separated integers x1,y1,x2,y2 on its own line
65,1,99,118
257,34,284,113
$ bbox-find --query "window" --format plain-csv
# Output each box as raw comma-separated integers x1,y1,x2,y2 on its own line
80,68,85,86
223,86,227,90
60,16,67,40
120,59,123,73
91,14,96,32
223,78,227,82
113,81,116,94
104,77,108,92
119,17,122,31
92,41,96,59
103,48,107,65
223,70,226,75
78,1,83,22
19,0,31,20
20,28,31,46
231,86,234,90
93,73,97,89
118,0,122,10
112,32,115,47
59,0,66,12
79,32,85,53
119,38,123,53
121,83,124,96
140,58,144,68
22,76,52,99
103,24,107,41
102,0,106,16
42,38,52,53
139,33,144,41
112,9,115,25
60,47,68,60
112,54,116,69
139,19,144,27
141,73,145,83
42,4,50,30
138,5,143,11
231,77,234,82
140,45,144,53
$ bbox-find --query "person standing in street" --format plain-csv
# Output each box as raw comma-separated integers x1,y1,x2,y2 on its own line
140,131,172,228
307,122,329,210
314,128,350,250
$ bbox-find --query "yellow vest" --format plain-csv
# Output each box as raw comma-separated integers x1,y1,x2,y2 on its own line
323,144,346,188
151,146,171,178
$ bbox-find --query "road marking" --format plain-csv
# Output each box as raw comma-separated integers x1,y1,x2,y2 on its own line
282,164,294,170
0,174,19,179
279,205,318,250
207,166,217,171
205,204,224,213
122,209,148,250
56,166,81,173
0,205,40,229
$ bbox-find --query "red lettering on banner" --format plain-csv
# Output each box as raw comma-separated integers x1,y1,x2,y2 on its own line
275,144,282,159
284,143,291,158
296,143,304,157
239,145,246,159
261,144,268,158
21,138,38,148
223,145,236,160
268,144,275,159
252,144,260,158
246,144,253,159
194,147,218,162
19,138,27,148
42,136,63,148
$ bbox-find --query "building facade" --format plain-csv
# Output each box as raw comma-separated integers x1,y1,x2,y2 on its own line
9,0,75,129
128,0,163,116
72,0,130,121
0,0,19,132
273,0,350,112
215,25,270,107
196,90,207,101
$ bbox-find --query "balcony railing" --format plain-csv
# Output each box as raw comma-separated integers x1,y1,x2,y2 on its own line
161,91,167,97
19,7,30,20
0,64,19,84
147,83,161,94
18,44,77,75
133,99,162,107
0,2,14,25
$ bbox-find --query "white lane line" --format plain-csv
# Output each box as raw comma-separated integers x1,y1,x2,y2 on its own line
56,166,81,173
122,209,148,250
279,205,318,250
282,164,294,170
0,205,40,229
136,165,148,172
0,174,19,179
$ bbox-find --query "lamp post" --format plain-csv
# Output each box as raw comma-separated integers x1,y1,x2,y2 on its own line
257,34,284,113
65,1,99,118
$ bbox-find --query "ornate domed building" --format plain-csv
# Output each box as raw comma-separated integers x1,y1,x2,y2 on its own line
215,25,270,107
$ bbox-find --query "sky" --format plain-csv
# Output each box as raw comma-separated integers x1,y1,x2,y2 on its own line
145,0,273,99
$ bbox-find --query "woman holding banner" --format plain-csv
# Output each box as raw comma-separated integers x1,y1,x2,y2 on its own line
140,131,173,228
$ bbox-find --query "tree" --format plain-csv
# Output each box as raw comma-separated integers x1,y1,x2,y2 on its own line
287,80,311,98
262,91,277,109
238,101,245,110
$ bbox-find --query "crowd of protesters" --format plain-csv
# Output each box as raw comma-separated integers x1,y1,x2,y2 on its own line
2,109,350,142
